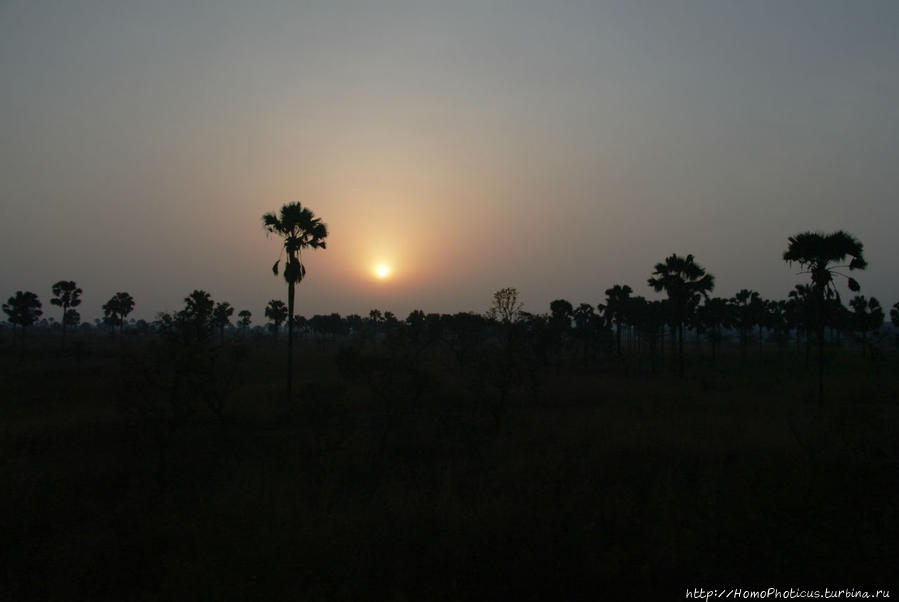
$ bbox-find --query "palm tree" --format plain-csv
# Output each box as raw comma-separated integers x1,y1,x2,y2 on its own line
600,284,633,357
237,310,252,332
262,203,328,401
265,299,288,339
848,296,884,356
102,292,135,336
50,280,82,350
783,230,867,403
695,297,732,361
731,289,760,361
212,301,234,339
648,254,714,377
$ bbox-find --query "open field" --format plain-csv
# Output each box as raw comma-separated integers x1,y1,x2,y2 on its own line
2,331,897,600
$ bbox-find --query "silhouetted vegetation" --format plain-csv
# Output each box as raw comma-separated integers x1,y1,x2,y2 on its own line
263,202,328,403
102,291,135,336
2,230,897,598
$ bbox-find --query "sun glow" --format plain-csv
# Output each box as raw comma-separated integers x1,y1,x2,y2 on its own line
374,264,392,279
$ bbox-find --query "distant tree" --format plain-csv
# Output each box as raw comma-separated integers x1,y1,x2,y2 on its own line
783,230,867,403
787,284,814,361
212,301,234,338
3,291,43,352
103,292,135,336
549,299,573,331
368,309,384,326
50,280,82,350
182,290,215,341
64,309,81,329
237,310,252,331
648,254,714,377
487,287,523,323
572,303,598,364
695,297,732,361
848,296,884,356
264,299,288,339
345,314,364,335
600,285,633,357
263,202,328,402
732,289,761,360
766,299,790,353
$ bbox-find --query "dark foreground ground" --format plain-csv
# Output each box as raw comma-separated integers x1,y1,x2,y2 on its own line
1,332,897,600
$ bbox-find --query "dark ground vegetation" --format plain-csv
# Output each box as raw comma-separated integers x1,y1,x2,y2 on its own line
1,322,897,600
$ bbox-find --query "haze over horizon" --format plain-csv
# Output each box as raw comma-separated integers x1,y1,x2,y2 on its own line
2,1,897,321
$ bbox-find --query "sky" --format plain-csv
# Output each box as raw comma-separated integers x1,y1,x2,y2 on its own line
2,0,898,322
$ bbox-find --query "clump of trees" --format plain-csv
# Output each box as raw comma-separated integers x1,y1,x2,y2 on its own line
103,292,135,335
50,281,82,349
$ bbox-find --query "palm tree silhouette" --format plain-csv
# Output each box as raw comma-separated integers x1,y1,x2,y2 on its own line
50,280,82,350
600,284,632,357
237,309,252,332
102,292,135,336
262,203,328,401
265,299,288,340
212,301,234,339
648,254,714,377
783,230,867,403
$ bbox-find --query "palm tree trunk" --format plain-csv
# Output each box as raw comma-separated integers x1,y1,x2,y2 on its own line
287,280,295,402
678,322,685,378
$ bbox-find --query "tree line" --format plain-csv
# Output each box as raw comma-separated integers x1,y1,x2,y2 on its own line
4,208,898,405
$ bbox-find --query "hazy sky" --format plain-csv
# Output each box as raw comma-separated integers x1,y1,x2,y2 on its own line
2,1,897,321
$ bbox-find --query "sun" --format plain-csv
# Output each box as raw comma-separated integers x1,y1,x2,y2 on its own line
374,264,391,279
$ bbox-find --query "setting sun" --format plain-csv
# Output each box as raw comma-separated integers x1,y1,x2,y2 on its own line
374,264,391,279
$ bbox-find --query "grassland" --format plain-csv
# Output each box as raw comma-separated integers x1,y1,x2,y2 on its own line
1,330,897,600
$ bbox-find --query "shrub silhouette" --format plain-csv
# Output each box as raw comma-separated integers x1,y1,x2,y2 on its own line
3,290,43,353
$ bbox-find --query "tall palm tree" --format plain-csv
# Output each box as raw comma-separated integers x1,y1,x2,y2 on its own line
648,254,714,377
783,230,867,403
262,203,328,401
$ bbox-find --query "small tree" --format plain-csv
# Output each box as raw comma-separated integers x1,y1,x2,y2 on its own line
50,280,82,350
3,291,43,353
237,310,252,331
600,284,633,357
848,296,884,356
486,287,523,323
212,301,234,338
103,292,135,336
265,299,288,339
